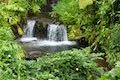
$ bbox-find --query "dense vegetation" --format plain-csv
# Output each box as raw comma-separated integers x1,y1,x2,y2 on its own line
0,0,120,80
1,48,104,79
51,0,120,64
0,0,46,79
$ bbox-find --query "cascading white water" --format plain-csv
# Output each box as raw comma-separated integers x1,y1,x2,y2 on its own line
47,24,68,41
23,20,36,37
20,20,37,42
20,19,77,58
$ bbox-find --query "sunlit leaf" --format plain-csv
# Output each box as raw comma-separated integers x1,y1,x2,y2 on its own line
79,0,93,9
17,25,24,35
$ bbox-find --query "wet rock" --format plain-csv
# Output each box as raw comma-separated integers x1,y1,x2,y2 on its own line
76,37,89,48
25,51,45,60
42,0,59,12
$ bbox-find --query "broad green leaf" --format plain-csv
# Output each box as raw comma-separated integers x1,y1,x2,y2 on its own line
79,0,93,9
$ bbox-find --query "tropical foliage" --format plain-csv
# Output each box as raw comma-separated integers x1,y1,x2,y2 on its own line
52,0,120,64
0,0,120,80
98,62,120,80
0,48,104,80
0,0,46,79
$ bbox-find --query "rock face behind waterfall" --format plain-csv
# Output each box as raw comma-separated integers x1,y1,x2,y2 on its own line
42,0,59,12
47,24,68,41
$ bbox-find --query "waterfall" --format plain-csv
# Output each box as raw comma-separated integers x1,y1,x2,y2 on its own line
23,20,36,37
47,24,68,41
20,20,77,56
20,20,37,42
20,20,76,49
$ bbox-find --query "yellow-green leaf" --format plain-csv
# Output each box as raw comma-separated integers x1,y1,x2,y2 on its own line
79,0,93,9
17,25,24,35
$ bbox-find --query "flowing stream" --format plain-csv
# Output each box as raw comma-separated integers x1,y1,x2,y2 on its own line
20,19,77,58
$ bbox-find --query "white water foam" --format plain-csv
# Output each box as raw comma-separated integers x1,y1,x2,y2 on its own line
30,40,76,46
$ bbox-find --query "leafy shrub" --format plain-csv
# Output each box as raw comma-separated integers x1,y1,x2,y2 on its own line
51,0,95,25
10,48,102,80
0,48,103,80
106,24,120,64
68,25,82,40
36,49,103,80
109,24,120,53
0,0,47,79
51,0,80,25
0,0,46,25
51,0,117,53
51,0,95,41
0,26,24,80
98,62,120,80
